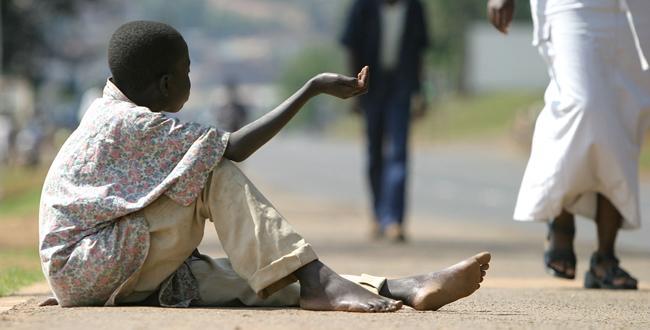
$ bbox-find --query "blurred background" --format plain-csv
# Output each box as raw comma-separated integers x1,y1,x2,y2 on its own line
1,0,648,298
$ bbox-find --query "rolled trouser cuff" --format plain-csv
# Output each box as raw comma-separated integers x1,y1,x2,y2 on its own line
249,242,318,298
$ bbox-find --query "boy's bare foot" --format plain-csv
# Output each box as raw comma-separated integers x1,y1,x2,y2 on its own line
380,252,491,311
295,260,403,312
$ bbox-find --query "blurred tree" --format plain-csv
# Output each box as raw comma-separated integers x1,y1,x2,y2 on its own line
135,0,289,39
277,0,535,124
278,42,346,130
0,0,100,82
425,0,531,93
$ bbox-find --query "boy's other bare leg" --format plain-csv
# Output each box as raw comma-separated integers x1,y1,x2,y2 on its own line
378,252,491,310
295,260,402,312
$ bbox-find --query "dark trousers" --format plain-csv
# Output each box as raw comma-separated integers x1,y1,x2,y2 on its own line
361,75,411,228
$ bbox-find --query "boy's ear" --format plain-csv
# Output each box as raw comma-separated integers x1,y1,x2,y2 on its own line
159,74,171,97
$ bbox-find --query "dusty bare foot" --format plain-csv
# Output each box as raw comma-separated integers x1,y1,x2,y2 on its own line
295,260,403,312
380,252,491,311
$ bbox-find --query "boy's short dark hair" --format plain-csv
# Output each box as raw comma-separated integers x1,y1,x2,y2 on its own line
108,21,187,94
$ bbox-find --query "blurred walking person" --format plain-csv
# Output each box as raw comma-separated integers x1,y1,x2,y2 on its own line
341,0,429,242
488,0,650,289
215,79,248,133
0,112,14,165
15,116,44,167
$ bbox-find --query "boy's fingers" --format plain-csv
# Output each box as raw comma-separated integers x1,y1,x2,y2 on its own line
357,66,367,79
351,84,369,97
357,66,369,88
356,66,368,88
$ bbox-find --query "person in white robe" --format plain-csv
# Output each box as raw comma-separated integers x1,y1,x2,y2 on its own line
487,0,649,289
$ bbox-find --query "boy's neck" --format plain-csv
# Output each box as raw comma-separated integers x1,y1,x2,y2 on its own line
111,78,165,112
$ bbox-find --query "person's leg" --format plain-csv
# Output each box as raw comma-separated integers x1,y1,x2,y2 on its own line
201,160,402,312
191,254,391,309
522,8,621,280
117,194,207,304
378,88,411,241
595,194,620,257
586,194,637,288
362,96,386,238
190,255,301,307
545,210,576,278
362,99,385,224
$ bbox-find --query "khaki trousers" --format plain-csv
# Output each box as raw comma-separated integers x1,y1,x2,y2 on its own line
120,160,386,307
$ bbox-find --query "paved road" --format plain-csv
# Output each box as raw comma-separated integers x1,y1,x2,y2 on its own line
244,134,650,251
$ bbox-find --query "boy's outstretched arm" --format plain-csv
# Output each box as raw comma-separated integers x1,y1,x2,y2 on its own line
224,66,369,162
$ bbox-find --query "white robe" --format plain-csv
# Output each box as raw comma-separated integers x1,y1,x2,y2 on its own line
514,0,650,229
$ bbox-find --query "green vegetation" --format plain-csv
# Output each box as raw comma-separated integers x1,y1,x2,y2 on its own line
0,166,47,219
328,91,542,143
277,43,348,130
0,249,43,297
639,144,650,170
0,166,47,296
413,92,541,141
424,0,532,92
0,188,42,219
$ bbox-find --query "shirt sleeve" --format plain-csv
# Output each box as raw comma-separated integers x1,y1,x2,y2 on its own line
137,113,230,206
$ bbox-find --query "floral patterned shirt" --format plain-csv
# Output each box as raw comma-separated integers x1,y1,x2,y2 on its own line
39,80,229,307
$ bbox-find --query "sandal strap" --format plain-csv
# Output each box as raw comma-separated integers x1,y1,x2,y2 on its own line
590,252,619,267
589,252,637,285
612,266,633,279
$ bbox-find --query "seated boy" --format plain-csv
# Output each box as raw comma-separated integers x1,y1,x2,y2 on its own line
39,21,491,312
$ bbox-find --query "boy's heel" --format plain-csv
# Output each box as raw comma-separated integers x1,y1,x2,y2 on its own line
583,271,600,289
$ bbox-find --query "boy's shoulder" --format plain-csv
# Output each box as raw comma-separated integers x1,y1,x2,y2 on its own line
84,96,164,128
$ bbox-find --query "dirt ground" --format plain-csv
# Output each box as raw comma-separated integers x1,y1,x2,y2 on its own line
0,216,38,250
1,190,649,329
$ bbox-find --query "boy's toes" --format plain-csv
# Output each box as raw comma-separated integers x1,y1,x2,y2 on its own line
365,302,379,312
375,298,401,312
356,302,374,312
356,297,401,313
481,263,490,271
390,300,403,311
474,252,491,264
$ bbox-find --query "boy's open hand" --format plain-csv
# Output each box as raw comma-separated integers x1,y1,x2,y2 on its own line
310,66,369,99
